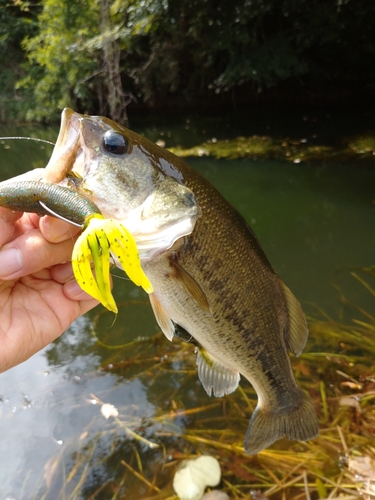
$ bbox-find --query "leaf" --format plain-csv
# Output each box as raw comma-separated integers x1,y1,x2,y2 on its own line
173,456,221,500
100,403,119,419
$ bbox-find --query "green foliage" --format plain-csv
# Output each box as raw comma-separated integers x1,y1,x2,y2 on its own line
17,0,100,121
14,0,160,121
0,0,374,121
0,0,38,121
133,0,375,100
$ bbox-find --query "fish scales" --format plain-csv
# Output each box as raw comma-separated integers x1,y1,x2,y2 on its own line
13,108,319,454
131,134,318,453
144,180,294,391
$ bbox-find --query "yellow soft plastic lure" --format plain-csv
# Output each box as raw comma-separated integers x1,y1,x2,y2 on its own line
72,214,153,313
0,180,150,313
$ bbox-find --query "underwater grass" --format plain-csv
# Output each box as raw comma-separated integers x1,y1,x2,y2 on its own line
15,268,375,500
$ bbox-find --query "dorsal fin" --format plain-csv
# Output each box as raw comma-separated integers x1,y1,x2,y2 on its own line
149,293,174,341
281,281,308,356
169,255,212,314
196,348,240,397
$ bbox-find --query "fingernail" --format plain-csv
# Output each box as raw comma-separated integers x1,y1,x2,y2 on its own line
0,247,23,277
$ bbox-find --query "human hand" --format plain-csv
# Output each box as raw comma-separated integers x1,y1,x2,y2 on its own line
0,171,99,372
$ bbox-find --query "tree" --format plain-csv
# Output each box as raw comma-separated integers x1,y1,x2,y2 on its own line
1,0,374,122
16,0,101,121
0,0,38,121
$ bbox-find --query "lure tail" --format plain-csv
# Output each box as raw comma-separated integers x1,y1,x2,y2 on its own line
0,180,152,313
72,215,153,313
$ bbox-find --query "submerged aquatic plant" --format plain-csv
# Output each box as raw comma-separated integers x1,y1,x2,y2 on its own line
168,133,375,163
11,268,373,500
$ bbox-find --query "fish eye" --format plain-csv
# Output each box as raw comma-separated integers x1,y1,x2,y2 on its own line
102,131,128,155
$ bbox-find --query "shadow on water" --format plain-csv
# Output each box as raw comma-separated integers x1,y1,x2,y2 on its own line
0,120,374,499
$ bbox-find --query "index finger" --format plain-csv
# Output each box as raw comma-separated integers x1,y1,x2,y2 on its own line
0,208,23,247
0,168,81,244
40,216,81,243
0,209,41,248
0,168,46,246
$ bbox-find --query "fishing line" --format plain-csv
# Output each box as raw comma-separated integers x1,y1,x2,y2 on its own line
110,272,131,282
0,136,55,146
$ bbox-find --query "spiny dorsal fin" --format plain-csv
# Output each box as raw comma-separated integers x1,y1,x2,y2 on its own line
281,281,308,356
169,255,212,314
196,348,240,397
149,293,174,341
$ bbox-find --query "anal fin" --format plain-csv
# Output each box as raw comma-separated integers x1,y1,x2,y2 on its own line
149,293,174,341
196,348,240,397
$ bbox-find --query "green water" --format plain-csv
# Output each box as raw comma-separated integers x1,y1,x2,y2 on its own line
0,123,374,499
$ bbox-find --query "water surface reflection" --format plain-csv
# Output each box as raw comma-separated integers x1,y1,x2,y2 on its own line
0,127,374,498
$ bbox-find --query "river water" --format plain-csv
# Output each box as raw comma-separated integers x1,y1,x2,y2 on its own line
0,119,374,499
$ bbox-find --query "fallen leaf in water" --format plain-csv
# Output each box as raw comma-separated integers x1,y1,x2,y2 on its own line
349,455,375,479
348,455,375,496
173,455,221,500
100,403,119,419
201,491,229,500
339,396,361,412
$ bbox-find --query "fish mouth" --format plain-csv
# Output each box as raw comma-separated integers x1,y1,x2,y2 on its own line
42,108,201,261
44,108,84,184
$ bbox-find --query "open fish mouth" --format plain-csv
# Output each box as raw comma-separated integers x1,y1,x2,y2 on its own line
0,108,201,312
43,108,202,262
44,108,84,184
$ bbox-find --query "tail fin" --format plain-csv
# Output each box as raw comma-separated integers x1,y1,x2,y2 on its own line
244,390,319,455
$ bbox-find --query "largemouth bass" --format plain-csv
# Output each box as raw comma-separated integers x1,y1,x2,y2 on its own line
4,109,319,454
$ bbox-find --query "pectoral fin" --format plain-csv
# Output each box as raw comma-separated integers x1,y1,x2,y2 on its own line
281,282,308,356
169,254,211,314
196,348,240,397
149,293,175,341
